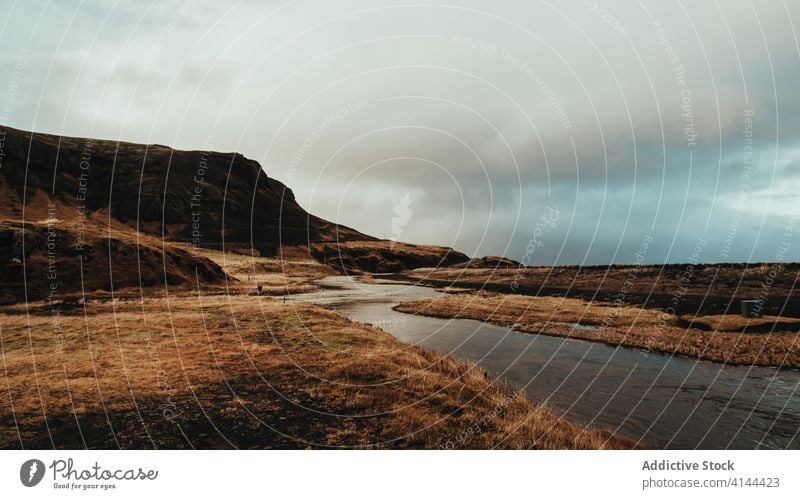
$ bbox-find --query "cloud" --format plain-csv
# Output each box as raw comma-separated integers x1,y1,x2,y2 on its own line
2,0,799,263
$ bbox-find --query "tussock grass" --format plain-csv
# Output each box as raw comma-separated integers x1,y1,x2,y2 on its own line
395,292,800,369
0,290,628,449
188,245,336,295
402,264,800,319
687,314,800,333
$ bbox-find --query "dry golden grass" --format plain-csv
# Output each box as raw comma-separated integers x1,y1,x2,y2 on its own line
395,291,800,369
0,211,227,303
401,263,800,319
308,239,468,273
0,288,628,449
188,245,336,295
686,314,800,332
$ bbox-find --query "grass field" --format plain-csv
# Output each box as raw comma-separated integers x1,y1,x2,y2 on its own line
399,263,800,318
395,290,800,368
0,251,629,449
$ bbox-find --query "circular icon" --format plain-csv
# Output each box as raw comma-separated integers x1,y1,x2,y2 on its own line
20,459,45,487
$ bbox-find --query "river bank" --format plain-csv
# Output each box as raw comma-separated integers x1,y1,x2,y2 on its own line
394,290,800,369
294,276,800,449
0,280,626,449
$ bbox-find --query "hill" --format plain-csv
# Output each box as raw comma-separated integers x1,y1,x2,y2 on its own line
0,126,468,299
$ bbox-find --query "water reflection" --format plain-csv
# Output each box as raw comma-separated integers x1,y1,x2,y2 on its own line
290,276,800,449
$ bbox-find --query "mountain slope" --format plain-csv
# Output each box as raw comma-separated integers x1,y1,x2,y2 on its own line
0,126,468,299
0,126,368,249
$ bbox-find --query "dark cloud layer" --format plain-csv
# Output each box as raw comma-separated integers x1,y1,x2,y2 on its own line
2,0,799,263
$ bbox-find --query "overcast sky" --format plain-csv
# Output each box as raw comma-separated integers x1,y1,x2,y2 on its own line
2,0,799,264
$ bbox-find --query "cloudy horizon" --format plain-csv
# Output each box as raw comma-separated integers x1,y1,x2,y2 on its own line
2,0,799,265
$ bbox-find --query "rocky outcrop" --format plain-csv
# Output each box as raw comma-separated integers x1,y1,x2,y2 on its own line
0,126,471,293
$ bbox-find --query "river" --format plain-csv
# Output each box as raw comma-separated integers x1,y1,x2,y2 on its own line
290,276,800,449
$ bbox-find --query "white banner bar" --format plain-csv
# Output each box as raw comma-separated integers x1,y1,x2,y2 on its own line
1,450,798,498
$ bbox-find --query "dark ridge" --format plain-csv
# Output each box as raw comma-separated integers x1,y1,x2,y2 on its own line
0,126,470,298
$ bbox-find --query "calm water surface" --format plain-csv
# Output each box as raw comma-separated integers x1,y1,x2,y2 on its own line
290,276,800,449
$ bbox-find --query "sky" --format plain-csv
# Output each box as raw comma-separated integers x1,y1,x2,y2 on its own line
1,0,799,265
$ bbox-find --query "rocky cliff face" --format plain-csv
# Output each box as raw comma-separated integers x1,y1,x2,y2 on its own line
0,126,368,252
0,126,468,300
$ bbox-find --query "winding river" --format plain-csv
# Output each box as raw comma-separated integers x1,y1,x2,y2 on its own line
291,276,800,449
